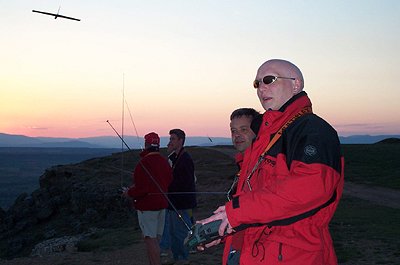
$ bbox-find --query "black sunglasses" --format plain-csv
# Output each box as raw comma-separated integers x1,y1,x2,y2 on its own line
253,75,295,88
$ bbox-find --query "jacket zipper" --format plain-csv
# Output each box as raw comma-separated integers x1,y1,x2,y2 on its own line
278,242,283,261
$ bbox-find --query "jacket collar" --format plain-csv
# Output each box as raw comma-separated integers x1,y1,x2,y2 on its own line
261,91,312,133
278,91,308,112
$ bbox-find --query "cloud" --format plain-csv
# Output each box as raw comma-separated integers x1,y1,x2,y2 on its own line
334,122,400,136
27,126,49,131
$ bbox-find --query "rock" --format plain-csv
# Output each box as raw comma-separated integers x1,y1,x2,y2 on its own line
30,235,84,257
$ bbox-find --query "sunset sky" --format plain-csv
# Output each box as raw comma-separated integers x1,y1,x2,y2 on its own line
1,1,399,139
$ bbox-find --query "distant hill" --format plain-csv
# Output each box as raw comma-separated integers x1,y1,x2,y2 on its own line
0,133,44,146
338,134,400,144
0,133,231,148
375,138,400,144
1,133,399,147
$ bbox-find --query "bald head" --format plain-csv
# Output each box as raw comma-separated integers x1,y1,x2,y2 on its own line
255,59,304,110
258,59,304,90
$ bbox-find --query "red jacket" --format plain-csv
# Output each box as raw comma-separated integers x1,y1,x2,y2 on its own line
225,92,344,265
127,150,173,211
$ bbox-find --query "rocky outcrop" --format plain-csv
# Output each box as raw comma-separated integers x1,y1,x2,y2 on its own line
0,151,139,259
0,147,237,260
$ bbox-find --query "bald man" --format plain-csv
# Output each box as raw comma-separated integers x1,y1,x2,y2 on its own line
199,59,344,265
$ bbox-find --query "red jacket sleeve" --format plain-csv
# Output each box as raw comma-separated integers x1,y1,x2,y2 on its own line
127,161,149,199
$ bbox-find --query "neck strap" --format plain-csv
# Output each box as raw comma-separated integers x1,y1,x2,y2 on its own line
244,106,312,191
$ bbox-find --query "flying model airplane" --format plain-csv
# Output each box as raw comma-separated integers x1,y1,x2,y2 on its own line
32,6,80,21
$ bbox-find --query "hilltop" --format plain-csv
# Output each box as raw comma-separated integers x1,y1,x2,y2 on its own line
0,146,237,261
1,143,400,265
376,137,400,144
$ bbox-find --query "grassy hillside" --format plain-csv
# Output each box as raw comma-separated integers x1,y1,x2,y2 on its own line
331,196,400,264
342,143,400,189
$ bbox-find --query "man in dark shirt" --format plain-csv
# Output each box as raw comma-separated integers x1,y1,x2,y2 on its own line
166,129,196,265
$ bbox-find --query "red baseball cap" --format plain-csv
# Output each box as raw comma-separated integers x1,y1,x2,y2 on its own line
144,132,160,146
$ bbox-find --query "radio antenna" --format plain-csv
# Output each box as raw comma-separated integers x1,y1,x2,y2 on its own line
125,99,143,151
120,73,126,188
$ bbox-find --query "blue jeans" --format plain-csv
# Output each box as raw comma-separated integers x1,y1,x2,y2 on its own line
168,209,192,261
159,209,171,251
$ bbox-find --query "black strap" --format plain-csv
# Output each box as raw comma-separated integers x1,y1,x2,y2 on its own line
234,191,337,231
268,190,337,226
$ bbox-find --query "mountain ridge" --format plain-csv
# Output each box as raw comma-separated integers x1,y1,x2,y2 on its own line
1,132,399,148
0,133,231,148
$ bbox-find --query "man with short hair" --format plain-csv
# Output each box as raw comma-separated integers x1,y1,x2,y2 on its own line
166,129,197,265
230,108,260,153
200,59,344,265
124,132,173,265
227,108,260,200
223,108,261,263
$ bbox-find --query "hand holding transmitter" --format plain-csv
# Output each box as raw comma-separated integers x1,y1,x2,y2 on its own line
184,219,226,250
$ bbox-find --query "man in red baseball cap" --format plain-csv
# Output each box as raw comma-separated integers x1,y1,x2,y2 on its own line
124,132,173,265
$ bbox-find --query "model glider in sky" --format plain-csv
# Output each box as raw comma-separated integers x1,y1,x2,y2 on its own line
32,7,80,21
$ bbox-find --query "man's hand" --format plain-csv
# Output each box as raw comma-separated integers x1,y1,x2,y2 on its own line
196,205,233,251
199,206,234,235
